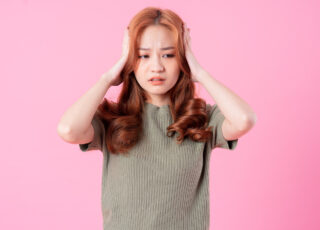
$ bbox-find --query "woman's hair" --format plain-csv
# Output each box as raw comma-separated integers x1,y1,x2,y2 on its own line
96,6,213,155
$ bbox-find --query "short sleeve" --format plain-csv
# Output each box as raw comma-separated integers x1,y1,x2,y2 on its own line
207,103,238,150
79,114,106,153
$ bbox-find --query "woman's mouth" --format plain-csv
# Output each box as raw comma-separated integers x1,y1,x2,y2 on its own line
149,77,165,85
149,79,165,85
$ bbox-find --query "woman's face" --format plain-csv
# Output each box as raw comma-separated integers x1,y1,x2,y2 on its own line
134,25,180,105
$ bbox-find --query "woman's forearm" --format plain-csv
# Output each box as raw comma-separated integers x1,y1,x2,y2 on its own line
197,69,257,131
57,74,112,141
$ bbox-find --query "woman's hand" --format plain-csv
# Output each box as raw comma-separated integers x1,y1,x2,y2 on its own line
102,27,130,86
183,23,203,82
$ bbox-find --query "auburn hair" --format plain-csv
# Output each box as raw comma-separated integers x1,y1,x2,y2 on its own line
95,7,213,154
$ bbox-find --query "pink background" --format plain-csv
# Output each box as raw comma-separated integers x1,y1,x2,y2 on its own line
1,0,319,229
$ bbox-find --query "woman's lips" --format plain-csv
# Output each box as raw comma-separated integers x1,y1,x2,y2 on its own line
149,76,165,81
149,76,165,85
149,79,165,85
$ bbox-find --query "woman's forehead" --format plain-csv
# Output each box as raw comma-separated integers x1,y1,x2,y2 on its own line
139,26,175,44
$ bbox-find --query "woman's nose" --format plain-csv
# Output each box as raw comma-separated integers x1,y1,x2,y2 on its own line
151,56,164,71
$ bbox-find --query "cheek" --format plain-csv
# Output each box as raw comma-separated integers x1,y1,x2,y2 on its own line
172,65,181,79
135,75,144,85
133,66,144,80
170,61,180,73
134,73,148,88
135,64,147,76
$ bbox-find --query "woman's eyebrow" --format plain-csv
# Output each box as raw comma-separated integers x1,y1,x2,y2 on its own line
138,46,175,51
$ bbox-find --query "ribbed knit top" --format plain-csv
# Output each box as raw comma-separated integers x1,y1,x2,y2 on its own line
79,101,238,230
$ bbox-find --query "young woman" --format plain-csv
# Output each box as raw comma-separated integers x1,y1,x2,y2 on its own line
57,7,256,230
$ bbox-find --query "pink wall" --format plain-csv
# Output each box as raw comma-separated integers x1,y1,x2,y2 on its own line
1,0,319,229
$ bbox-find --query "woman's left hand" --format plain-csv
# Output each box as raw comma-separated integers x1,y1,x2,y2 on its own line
183,23,203,82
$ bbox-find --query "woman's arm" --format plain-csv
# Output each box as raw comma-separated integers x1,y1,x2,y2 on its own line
56,74,113,143
183,23,257,137
197,69,257,133
57,28,130,144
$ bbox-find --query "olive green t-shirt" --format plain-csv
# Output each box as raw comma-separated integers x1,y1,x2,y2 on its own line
79,101,238,230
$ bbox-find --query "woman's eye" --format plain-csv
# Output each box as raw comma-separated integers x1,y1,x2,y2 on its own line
138,55,149,59
138,54,175,59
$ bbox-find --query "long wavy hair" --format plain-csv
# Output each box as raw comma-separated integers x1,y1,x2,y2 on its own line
96,7,213,155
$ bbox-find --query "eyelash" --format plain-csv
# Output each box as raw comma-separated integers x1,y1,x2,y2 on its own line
138,54,175,59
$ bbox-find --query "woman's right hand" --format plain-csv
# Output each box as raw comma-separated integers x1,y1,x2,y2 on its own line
102,27,130,86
